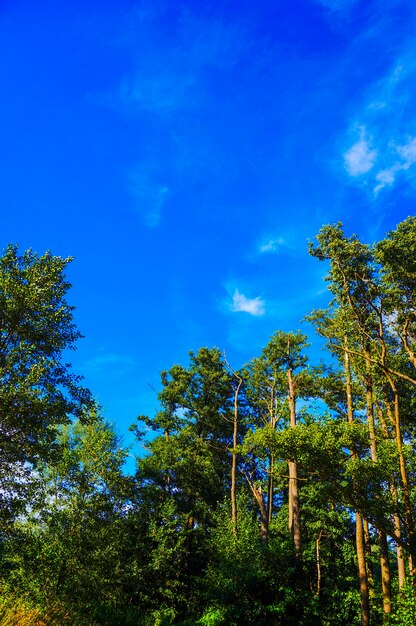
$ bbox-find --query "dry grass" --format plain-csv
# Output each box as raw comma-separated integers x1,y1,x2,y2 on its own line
0,594,96,626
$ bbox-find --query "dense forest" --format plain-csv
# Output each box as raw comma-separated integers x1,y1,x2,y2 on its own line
1,218,416,625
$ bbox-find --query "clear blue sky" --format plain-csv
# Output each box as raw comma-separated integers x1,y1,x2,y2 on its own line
1,0,415,455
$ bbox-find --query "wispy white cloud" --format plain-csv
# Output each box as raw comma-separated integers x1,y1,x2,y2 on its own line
84,353,136,374
397,137,416,163
374,136,416,193
119,71,197,113
374,166,398,193
314,0,359,13
343,128,377,176
259,237,285,254
117,8,250,114
129,167,169,226
231,289,265,316
340,56,416,194
113,5,253,224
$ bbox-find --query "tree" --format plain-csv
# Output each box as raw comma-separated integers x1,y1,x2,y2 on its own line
3,410,131,614
308,222,416,620
0,244,91,528
374,216,416,372
242,330,313,589
130,347,236,621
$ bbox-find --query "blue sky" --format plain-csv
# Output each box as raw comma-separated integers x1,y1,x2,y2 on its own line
1,0,415,458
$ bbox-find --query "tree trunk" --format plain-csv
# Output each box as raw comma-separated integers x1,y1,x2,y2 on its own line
315,530,323,597
386,375,416,573
377,399,406,589
287,368,302,571
394,510,406,589
252,483,269,542
231,420,238,536
267,382,277,526
345,341,370,626
356,512,371,626
231,374,242,536
363,519,374,596
379,531,392,615
364,350,391,613
267,454,274,525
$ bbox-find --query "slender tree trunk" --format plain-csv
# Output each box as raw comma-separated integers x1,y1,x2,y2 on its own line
287,368,302,571
244,470,269,542
379,532,392,616
288,460,302,564
164,430,171,492
363,519,374,596
394,509,407,589
252,483,269,542
267,385,277,526
364,350,391,614
357,512,371,626
315,530,323,597
267,454,274,525
288,464,293,531
378,400,406,589
385,374,416,574
231,374,242,536
231,419,238,535
345,341,370,626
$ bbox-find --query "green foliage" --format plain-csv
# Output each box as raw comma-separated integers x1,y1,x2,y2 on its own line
142,606,177,626
388,580,416,626
0,244,92,529
202,501,282,624
374,216,416,305
196,608,228,626
2,411,131,614
243,330,312,428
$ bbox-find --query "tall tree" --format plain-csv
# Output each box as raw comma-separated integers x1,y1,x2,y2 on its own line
244,331,311,570
374,216,416,372
309,223,415,616
224,356,243,536
0,244,91,528
308,227,376,626
130,348,236,620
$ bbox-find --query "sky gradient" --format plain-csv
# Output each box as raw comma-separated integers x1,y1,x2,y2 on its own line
1,0,415,458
